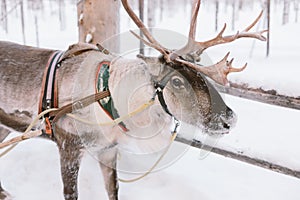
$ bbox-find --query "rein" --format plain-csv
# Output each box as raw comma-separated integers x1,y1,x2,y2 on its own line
0,91,110,150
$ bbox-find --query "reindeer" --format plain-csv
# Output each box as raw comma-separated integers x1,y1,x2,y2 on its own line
0,0,266,199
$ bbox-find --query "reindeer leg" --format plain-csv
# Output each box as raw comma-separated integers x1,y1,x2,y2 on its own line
55,127,83,200
99,148,119,200
0,182,12,200
0,125,11,143
58,146,82,200
0,125,13,200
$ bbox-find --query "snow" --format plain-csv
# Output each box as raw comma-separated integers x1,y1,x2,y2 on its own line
0,0,78,49
219,95,300,171
1,0,300,199
1,134,300,200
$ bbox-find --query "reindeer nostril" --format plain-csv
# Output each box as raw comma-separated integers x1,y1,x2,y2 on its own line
226,107,234,117
223,123,230,129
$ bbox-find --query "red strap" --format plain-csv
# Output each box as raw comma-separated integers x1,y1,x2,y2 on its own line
44,117,52,135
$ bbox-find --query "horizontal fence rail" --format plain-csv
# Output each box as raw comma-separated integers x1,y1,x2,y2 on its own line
215,82,300,110
176,136,300,179
177,82,300,179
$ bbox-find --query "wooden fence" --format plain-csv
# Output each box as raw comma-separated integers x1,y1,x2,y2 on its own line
176,82,300,179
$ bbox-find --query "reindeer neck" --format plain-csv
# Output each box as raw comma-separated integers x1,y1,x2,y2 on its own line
0,41,55,132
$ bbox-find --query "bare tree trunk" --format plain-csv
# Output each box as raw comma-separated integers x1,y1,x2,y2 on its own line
139,0,144,55
231,1,235,31
282,0,290,25
159,0,163,21
238,0,243,10
1,0,8,33
28,0,44,11
147,0,156,29
34,15,39,47
147,0,157,55
20,0,26,44
58,0,66,31
215,0,219,31
295,0,299,23
77,0,120,51
224,0,228,13
266,0,270,57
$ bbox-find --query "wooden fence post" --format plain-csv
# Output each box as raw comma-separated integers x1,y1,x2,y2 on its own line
77,0,120,51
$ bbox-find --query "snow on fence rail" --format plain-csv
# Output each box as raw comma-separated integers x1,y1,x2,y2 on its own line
216,82,300,110
176,136,300,179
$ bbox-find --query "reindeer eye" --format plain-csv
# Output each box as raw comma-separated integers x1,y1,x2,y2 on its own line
171,76,185,89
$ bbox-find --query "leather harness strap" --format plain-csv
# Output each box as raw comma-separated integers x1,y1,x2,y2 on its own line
38,50,113,137
51,90,111,123
39,51,63,136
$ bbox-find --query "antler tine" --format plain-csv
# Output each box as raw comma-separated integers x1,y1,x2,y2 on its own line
243,10,263,32
169,0,202,60
189,0,201,39
175,52,247,86
121,0,169,57
232,29,268,41
130,30,171,61
199,23,238,50
195,11,267,55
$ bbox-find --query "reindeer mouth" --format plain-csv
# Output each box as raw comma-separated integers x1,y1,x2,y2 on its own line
204,127,230,135
204,111,237,136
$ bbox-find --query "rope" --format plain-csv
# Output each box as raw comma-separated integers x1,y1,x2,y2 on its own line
0,108,58,156
66,99,154,126
67,97,177,182
0,97,177,182
118,132,177,183
68,97,177,182
0,99,154,154
0,144,17,157
0,97,153,152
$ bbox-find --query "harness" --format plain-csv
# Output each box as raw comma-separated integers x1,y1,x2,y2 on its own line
2,50,180,182
95,61,129,132
95,61,180,133
39,51,179,138
153,71,180,132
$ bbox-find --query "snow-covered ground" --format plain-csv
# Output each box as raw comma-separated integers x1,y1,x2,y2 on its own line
0,0,300,199
1,132,300,200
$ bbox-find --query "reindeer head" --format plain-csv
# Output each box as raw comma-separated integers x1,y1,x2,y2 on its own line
113,0,267,136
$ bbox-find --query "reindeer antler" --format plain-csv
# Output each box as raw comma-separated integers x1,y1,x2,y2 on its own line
121,0,267,86
195,10,268,55
169,0,202,60
121,0,170,59
175,52,247,85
